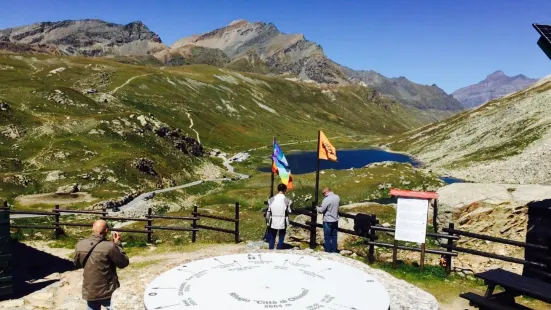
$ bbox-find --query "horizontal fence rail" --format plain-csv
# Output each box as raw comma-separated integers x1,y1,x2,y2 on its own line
192,212,237,223
367,241,458,257
443,227,549,251
290,207,460,268
100,216,150,222
287,205,551,275
2,201,241,244
440,243,547,268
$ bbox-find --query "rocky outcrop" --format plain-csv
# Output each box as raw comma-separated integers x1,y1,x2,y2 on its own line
0,101,10,111
137,114,204,157
436,183,551,274
132,158,157,176
453,70,537,109
55,183,79,195
2,174,32,187
155,44,230,67
0,19,166,56
1,124,22,139
89,190,141,210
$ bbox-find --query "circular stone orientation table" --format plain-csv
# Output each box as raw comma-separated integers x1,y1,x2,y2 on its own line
144,253,390,310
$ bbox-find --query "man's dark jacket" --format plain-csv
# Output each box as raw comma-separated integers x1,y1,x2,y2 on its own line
74,234,129,301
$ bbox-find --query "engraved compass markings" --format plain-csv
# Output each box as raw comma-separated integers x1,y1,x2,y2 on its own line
176,265,194,273
152,287,177,290
330,303,359,309
153,304,180,309
144,253,391,310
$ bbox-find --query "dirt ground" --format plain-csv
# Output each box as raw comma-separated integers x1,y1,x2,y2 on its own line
15,192,96,206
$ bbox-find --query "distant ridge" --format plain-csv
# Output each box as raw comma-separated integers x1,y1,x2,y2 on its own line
0,18,464,118
452,70,538,108
0,19,166,56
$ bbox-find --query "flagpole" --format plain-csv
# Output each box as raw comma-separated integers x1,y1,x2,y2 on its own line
270,137,275,198
314,130,321,207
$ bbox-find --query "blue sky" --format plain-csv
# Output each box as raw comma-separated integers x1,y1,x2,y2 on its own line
2,0,550,93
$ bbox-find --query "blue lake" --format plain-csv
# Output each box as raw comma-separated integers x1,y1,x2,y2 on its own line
259,148,463,184
260,148,419,174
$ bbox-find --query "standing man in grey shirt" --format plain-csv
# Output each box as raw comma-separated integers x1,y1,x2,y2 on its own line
316,187,340,253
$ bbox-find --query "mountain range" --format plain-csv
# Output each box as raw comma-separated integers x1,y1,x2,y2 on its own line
0,19,464,118
452,70,537,108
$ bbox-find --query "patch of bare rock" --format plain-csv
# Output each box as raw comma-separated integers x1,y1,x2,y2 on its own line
436,183,551,274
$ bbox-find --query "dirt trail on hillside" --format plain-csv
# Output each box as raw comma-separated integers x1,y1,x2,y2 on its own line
110,74,150,94
185,111,201,143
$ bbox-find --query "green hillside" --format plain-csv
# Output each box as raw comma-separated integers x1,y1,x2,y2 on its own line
0,53,426,203
387,78,551,184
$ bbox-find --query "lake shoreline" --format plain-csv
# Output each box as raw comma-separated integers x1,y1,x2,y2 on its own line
259,147,464,184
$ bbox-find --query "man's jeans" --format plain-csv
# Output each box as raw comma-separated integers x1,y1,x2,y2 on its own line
268,228,286,249
87,298,112,310
323,221,339,253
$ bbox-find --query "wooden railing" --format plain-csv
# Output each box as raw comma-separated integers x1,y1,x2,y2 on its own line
289,205,551,276
1,201,240,244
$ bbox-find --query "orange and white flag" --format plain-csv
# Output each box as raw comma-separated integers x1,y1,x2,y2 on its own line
318,131,337,162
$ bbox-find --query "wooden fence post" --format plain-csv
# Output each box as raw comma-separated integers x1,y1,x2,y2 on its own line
234,202,240,244
420,243,426,271
192,205,198,243
0,201,12,296
433,199,438,233
54,205,61,239
445,222,455,274
368,214,377,264
309,201,317,249
147,208,153,243
392,240,399,269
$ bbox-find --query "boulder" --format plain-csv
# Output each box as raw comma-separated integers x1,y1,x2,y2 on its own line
56,183,79,195
45,170,65,182
0,101,9,111
1,124,21,139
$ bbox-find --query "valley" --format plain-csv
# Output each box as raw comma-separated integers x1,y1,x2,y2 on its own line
0,13,550,310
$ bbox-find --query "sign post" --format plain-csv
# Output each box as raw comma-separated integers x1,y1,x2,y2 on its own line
390,189,439,271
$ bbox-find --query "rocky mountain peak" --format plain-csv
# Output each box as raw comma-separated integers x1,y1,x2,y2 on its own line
453,71,538,108
488,70,506,79
228,19,248,26
0,19,166,56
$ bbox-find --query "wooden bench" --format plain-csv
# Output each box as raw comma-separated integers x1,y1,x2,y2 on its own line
477,268,551,304
460,292,531,310
461,268,551,309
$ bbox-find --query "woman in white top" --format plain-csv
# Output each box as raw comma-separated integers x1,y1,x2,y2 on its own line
266,183,292,250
